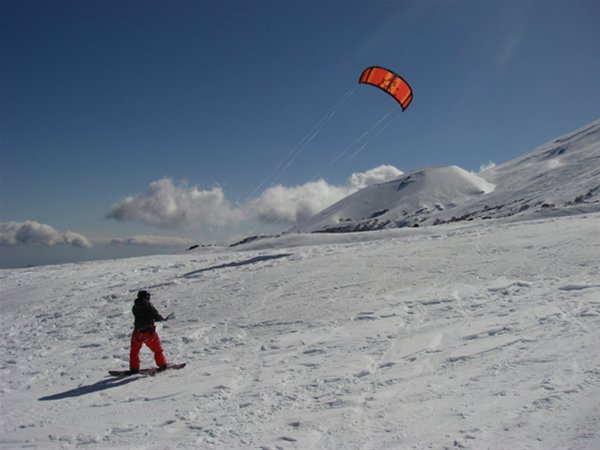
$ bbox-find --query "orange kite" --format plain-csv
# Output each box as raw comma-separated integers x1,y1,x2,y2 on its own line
359,66,413,111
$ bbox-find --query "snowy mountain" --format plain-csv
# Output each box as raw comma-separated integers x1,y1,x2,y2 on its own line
294,119,600,233
294,165,495,232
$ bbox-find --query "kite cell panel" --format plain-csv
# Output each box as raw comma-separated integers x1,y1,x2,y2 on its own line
359,66,413,111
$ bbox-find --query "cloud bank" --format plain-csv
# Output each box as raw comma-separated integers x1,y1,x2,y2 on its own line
0,221,93,248
107,178,243,229
252,165,403,225
104,235,194,247
107,165,404,229
251,180,350,225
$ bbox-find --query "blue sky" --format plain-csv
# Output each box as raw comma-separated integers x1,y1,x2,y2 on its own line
1,0,599,268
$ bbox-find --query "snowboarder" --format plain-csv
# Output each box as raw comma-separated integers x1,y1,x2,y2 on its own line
129,290,169,373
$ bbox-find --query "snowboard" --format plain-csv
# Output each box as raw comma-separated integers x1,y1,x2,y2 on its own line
108,363,186,377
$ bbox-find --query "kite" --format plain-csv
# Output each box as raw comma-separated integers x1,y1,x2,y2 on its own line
359,66,413,111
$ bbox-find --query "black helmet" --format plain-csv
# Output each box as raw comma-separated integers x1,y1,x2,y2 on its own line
137,290,150,300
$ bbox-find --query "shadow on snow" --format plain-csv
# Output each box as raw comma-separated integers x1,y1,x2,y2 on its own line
39,376,139,401
181,253,292,279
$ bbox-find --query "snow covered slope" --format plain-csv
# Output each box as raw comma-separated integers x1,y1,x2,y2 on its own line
1,212,599,449
1,120,599,449
296,166,495,232
479,119,600,218
295,119,600,233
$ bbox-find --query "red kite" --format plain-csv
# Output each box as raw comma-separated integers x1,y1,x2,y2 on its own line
359,66,413,111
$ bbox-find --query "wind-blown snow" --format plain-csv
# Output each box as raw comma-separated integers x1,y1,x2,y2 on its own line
1,212,599,449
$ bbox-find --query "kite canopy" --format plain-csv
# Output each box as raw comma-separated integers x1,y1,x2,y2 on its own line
359,66,413,111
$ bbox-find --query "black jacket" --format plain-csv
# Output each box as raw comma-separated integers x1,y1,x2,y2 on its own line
132,297,165,332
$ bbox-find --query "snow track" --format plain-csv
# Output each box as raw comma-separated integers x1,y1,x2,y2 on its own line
1,214,599,449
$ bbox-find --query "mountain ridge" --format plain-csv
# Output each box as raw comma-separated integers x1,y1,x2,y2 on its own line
292,119,600,234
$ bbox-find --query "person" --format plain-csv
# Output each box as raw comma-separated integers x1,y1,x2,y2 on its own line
129,290,169,373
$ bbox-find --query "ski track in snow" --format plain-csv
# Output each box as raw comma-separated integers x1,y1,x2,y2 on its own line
1,214,599,449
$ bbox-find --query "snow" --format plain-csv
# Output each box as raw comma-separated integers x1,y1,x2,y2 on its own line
1,120,599,449
1,212,599,449
294,119,600,233
296,166,496,232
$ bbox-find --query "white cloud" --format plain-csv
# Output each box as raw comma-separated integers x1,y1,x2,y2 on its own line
107,178,243,229
0,221,93,248
252,165,403,225
103,235,194,247
252,180,351,225
108,166,403,229
349,165,404,190
479,161,496,172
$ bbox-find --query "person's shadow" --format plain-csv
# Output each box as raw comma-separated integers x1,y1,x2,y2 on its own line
39,376,139,401
182,253,292,278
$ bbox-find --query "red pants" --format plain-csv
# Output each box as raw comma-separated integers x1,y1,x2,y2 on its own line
129,329,167,370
